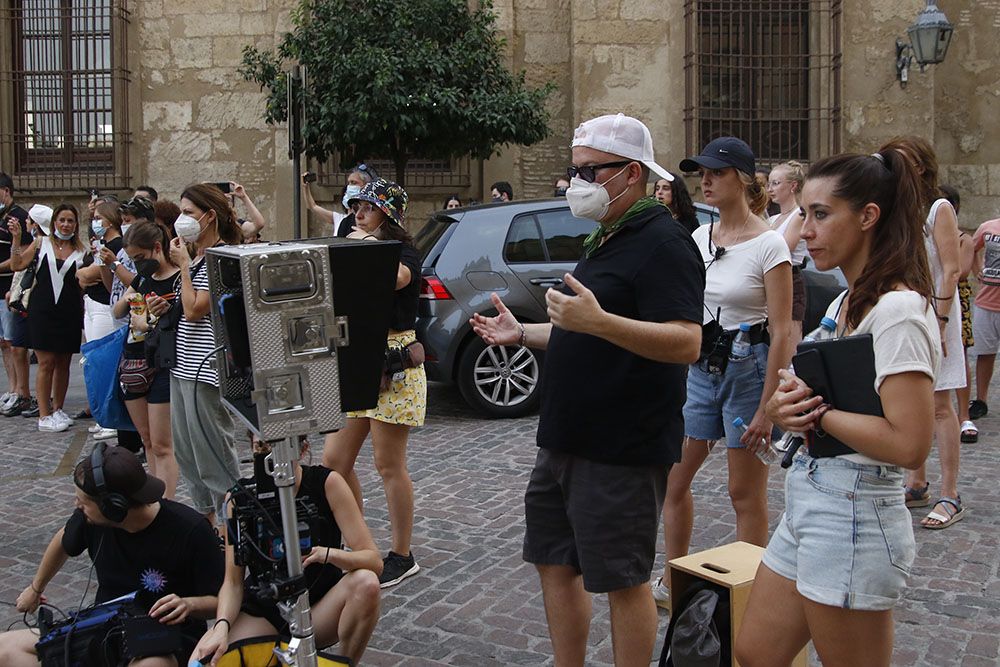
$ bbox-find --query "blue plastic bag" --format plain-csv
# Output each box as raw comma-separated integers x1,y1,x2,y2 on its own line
81,325,136,431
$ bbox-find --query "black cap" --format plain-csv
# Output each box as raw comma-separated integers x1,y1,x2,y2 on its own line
75,445,165,504
679,137,756,177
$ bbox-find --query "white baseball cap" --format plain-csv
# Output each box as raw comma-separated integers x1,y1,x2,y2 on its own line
571,113,673,182
28,204,53,235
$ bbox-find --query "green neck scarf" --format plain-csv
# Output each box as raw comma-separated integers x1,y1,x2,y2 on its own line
582,197,665,258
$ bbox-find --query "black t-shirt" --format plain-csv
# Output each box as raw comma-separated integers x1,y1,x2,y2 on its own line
390,243,421,331
81,235,123,304
0,203,31,293
62,499,225,638
124,269,181,358
536,205,706,466
335,212,355,238
244,465,344,608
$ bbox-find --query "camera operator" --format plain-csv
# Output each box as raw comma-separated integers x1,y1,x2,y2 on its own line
302,164,377,237
0,444,224,667
322,178,426,589
191,439,381,666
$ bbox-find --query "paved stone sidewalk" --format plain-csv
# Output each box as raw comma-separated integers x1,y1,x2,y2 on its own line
1,361,998,665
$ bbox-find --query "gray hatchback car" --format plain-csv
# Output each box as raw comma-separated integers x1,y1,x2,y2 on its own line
414,199,844,418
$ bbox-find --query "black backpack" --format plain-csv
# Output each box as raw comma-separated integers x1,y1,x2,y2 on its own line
658,580,732,667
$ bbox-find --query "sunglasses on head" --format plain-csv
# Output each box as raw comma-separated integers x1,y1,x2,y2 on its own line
566,160,633,184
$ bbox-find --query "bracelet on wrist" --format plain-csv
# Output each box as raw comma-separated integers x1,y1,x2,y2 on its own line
518,323,526,348
214,618,231,633
30,582,43,595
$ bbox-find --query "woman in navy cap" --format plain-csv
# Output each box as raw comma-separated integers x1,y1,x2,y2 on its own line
652,138,793,607
322,178,426,589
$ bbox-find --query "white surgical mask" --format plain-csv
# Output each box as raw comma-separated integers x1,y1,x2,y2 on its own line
91,220,107,238
120,223,132,236
54,229,74,241
173,213,204,242
564,166,629,222
342,184,362,209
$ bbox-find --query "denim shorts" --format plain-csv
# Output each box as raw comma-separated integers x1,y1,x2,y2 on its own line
683,342,773,448
0,304,13,340
762,454,915,611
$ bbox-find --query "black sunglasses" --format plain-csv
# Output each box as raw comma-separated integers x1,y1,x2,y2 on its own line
566,160,633,184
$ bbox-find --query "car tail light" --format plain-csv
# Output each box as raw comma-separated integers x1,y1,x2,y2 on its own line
420,275,453,300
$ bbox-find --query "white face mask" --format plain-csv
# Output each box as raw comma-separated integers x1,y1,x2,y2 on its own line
173,213,204,242
54,229,74,241
342,184,362,209
120,223,132,236
565,166,629,222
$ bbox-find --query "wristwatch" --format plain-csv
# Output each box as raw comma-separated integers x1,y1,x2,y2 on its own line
109,260,120,271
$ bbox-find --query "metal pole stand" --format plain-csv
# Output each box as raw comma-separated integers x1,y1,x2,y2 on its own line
268,437,318,667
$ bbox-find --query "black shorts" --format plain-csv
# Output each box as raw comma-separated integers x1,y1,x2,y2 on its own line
522,447,668,593
9,310,29,347
123,368,170,403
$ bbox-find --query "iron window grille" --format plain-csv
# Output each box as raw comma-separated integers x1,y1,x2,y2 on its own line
684,0,841,169
0,0,132,192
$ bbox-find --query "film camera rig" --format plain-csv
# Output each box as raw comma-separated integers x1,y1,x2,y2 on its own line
206,239,400,667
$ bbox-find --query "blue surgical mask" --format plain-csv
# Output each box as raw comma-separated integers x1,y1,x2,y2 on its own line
91,220,107,238
342,184,362,209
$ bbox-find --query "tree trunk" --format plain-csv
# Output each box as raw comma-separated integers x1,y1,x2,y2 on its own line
394,155,408,188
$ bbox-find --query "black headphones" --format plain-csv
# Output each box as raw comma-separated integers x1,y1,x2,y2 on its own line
91,443,130,523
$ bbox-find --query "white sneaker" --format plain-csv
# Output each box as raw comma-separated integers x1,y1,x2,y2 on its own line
39,415,69,432
0,392,13,406
92,427,118,441
0,392,17,410
651,577,670,610
89,423,104,434
54,409,74,427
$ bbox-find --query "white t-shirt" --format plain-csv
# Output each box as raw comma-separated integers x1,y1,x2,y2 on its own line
691,225,791,330
767,211,809,265
824,290,941,465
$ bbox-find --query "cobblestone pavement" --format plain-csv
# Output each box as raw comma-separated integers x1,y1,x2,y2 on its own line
1,360,998,666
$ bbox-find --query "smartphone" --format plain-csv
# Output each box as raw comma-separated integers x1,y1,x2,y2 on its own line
212,181,233,194
86,188,100,201
303,172,317,184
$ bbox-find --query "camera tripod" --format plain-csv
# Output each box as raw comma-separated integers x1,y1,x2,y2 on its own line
267,437,318,667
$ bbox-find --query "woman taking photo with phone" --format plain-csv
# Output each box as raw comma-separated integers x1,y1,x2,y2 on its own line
653,138,793,607
7,204,87,432
168,183,243,525
735,150,937,667
322,178,426,589
111,221,181,497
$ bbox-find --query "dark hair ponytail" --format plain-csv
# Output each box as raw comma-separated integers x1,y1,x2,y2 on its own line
124,221,171,257
806,150,933,329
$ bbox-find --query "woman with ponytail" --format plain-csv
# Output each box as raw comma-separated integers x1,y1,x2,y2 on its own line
111,221,180,497
881,136,966,529
652,137,793,607
736,150,938,667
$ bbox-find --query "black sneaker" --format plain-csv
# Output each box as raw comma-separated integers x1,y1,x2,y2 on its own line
969,399,988,421
73,408,93,420
21,398,40,418
378,551,419,588
1,396,28,417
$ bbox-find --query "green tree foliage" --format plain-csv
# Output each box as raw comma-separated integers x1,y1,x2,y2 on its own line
241,0,554,186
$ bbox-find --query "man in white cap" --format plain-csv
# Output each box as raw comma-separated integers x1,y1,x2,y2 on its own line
471,114,705,665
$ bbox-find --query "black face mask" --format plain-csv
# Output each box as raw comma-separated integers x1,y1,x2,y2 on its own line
492,195,503,202
134,258,159,279
554,187,568,197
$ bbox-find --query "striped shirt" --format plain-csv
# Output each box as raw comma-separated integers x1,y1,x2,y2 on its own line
171,258,220,386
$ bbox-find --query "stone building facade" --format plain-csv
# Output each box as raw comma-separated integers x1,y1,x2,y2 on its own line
1,0,997,237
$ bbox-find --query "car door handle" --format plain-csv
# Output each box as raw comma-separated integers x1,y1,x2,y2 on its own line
529,277,564,287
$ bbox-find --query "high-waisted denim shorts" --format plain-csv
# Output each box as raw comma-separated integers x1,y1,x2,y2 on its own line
762,453,915,611
683,342,773,448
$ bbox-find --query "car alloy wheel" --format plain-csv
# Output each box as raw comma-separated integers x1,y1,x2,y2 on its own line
457,337,542,417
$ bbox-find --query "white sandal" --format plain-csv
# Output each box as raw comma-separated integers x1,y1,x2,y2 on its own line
960,420,978,444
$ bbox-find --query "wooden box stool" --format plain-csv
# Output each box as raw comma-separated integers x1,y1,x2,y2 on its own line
668,541,808,667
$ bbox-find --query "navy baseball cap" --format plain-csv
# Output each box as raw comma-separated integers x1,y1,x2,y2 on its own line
679,137,756,177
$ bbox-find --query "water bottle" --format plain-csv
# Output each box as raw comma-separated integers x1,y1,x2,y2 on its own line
803,316,837,345
730,322,752,360
775,316,839,460
732,416,779,465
